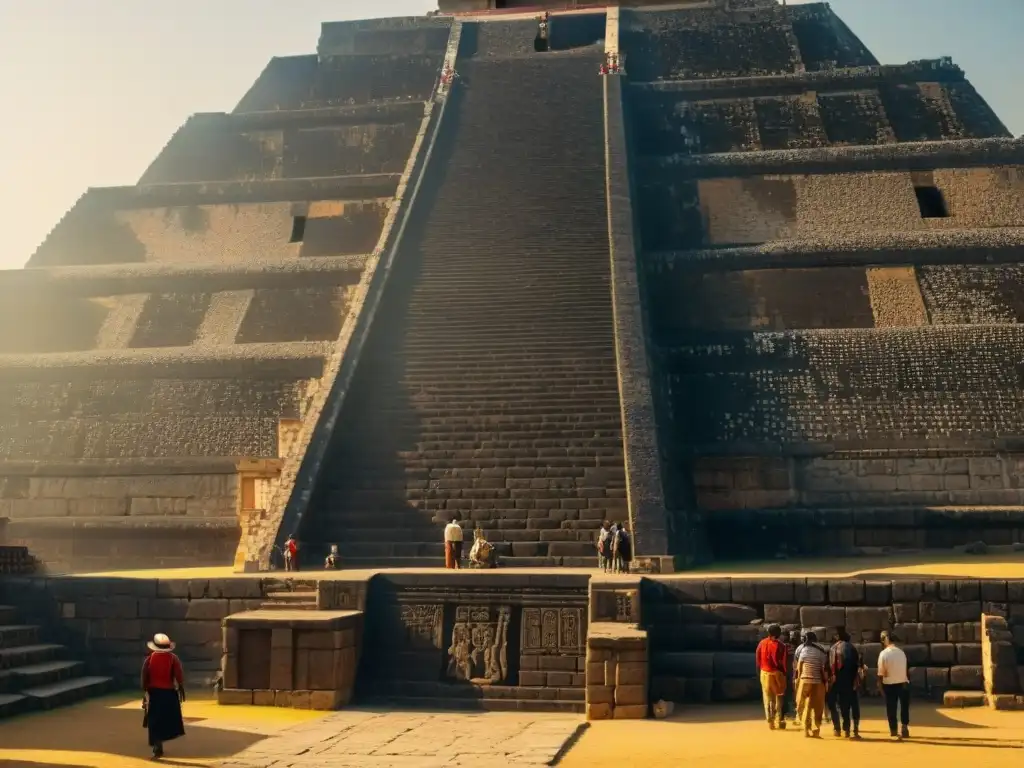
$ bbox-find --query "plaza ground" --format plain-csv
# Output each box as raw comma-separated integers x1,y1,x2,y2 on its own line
0,694,1022,767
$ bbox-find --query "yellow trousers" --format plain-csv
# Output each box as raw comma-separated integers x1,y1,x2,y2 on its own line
759,670,785,726
797,680,826,733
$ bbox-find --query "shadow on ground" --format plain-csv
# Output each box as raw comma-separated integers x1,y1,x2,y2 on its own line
0,695,268,766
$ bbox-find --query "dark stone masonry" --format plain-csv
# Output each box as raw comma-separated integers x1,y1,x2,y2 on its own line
0,0,1022,584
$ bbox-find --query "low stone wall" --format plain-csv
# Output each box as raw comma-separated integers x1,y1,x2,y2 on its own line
644,577,1023,704
0,575,276,686
1,466,242,572
1,573,1020,714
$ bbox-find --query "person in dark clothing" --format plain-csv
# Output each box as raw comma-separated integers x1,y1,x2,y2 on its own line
828,628,864,739
142,633,186,759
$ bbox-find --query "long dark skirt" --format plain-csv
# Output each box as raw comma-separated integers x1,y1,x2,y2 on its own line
147,688,185,746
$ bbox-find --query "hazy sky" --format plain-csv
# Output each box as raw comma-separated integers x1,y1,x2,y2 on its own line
0,0,1020,270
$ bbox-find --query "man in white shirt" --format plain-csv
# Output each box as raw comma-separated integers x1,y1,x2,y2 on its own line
877,630,910,740
443,517,464,570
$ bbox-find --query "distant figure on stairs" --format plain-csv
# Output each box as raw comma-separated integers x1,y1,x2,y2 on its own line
469,528,498,569
444,516,464,569
597,521,612,572
612,523,633,573
324,544,340,570
284,534,300,572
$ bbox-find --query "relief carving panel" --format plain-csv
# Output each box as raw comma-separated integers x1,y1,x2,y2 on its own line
522,607,584,655
446,605,510,684
399,604,443,650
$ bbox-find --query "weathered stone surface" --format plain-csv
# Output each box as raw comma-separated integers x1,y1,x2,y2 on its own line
949,665,984,689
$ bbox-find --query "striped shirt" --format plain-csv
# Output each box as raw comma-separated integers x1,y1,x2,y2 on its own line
795,644,828,682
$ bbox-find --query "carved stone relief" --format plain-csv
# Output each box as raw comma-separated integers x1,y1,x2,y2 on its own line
399,604,443,650
446,605,510,684
522,607,584,655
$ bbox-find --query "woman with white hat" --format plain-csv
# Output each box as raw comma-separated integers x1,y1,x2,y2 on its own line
141,633,186,759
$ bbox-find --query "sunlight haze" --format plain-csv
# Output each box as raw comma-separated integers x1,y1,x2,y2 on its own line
0,0,1020,270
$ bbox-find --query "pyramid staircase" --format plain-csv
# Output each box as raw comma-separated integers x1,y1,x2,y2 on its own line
303,41,626,569
0,603,114,719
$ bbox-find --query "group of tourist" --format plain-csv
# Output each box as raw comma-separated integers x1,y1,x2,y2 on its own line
756,625,911,741
596,521,633,573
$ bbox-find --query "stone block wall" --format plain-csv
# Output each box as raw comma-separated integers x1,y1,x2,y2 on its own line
628,83,1001,157
142,120,422,185
643,577,1014,704
621,7,799,82
129,293,212,348
0,378,308,460
644,267,874,336
236,287,351,344
659,326,1024,448
220,610,363,710
919,264,1024,324
788,3,877,70
640,167,1024,251
0,295,108,354
31,199,386,267
1,470,241,571
0,576,276,685
981,614,1020,697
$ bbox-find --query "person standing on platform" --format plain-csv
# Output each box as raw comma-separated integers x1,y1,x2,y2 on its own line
828,628,864,739
444,516,464,569
596,522,612,572
755,624,788,730
284,534,299,571
142,633,186,760
795,631,829,738
878,630,911,740
612,523,632,573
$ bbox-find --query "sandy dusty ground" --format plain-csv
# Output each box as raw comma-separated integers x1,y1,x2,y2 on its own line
0,695,1022,768
560,702,1024,767
79,551,1024,580
0,693,322,768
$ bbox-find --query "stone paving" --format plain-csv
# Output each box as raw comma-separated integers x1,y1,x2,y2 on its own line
218,710,587,768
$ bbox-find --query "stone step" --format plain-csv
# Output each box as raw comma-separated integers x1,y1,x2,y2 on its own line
359,695,584,714
0,644,63,670
261,590,318,609
21,675,114,709
325,540,599,559
0,626,40,650
326,555,597,569
8,660,85,689
0,693,30,719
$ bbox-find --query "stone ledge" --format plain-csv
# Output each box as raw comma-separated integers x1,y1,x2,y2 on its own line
648,228,1024,272
704,507,1024,528
0,457,251,477
630,60,966,96
230,100,427,126
6,515,239,530
0,342,329,381
225,609,360,629
86,174,400,209
0,256,368,298
640,137,1024,177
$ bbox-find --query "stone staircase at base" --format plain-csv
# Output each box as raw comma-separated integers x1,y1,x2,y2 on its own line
259,580,319,610
0,604,114,719
302,46,627,568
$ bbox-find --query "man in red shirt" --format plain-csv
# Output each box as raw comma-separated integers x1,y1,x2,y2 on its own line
755,624,789,730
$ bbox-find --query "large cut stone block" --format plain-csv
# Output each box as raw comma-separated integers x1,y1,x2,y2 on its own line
799,606,845,628
895,623,947,643
764,605,800,625
615,684,647,706
713,652,755,678
956,643,982,665
827,580,865,604
708,604,758,625
949,665,984,689
845,607,892,632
